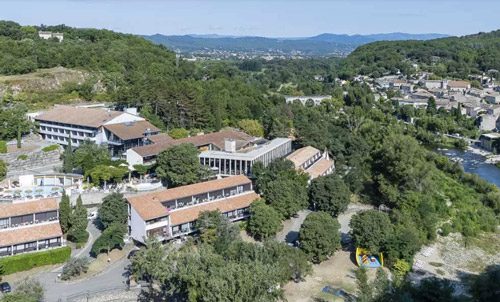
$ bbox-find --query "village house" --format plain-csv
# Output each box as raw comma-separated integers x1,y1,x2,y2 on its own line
38,31,64,42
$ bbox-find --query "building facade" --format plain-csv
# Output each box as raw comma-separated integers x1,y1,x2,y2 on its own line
0,198,64,257
286,146,335,181
199,138,292,176
127,175,259,243
34,105,159,158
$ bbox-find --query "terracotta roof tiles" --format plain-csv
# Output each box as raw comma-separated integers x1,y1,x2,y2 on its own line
169,192,259,226
0,198,58,219
127,175,252,221
0,222,63,247
286,146,321,169
104,121,160,140
35,105,123,128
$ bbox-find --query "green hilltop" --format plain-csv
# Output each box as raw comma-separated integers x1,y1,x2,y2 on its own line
341,30,500,78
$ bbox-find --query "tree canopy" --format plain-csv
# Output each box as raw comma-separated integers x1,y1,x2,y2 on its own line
156,143,209,187
299,211,341,263
309,174,351,217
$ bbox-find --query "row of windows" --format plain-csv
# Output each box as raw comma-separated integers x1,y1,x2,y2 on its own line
40,126,94,138
45,135,87,144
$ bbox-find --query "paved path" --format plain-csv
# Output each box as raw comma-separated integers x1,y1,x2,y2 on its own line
38,257,131,302
275,210,311,243
72,221,101,258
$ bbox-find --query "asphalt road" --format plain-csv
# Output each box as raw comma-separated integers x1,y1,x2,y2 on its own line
38,257,131,302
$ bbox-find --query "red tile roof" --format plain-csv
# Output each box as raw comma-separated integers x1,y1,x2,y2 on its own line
0,198,58,219
286,146,320,169
0,222,62,247
35,105,123,128
127,175,252,221
306,158,335,179
104,121,160,140
131,130,254,157
169,192,259,226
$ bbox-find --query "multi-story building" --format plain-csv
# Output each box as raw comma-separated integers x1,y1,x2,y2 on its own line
127,175,259,243
199,138,292,176
34,105,160,157
286,146,335,181
38,31,64,42
0,198,64,257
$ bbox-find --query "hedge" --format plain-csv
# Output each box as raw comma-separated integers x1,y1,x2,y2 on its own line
0,141,6,153
0,246,71,275
41,144,60,152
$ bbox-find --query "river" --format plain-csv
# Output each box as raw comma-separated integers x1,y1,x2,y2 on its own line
439,148,500,188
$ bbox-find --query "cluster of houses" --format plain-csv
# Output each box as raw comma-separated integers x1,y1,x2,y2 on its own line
0,104,336,258
371,75,500,131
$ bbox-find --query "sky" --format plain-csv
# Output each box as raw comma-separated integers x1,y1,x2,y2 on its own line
1,0,499,37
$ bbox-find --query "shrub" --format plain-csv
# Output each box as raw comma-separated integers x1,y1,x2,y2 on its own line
17,154,28,160
41,144,59,152
61,257,90,280
440,223,452,236
0,141,6,153
0,247,71,275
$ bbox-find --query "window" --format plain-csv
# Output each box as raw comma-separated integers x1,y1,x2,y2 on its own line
0,218,9,229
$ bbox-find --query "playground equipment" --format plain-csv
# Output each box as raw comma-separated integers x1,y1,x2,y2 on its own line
356,247,384,268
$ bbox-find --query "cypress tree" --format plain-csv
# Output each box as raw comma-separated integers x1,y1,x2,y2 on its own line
63,135,74,173
59,191,71,233
67,195,89,244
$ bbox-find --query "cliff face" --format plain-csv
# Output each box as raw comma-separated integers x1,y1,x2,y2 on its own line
0,67,92,99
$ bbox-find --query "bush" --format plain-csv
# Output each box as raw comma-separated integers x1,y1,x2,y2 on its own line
61,257,90,280
17,154,28,160
41,144,59,152
0,247,71,275
440,223,452,236
0,141,6,153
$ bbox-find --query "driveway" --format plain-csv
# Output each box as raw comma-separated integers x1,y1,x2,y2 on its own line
37,257,131,301
275,210,311,243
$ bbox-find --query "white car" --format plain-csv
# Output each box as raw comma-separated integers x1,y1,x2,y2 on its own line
87,211,97,220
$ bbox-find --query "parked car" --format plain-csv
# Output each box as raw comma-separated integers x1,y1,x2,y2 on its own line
0,282,11,293
87,211,97,220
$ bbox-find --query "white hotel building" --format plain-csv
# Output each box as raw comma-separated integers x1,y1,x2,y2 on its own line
33,105,159,157
127,175,259,243
199,138,292,176
0,198,64,257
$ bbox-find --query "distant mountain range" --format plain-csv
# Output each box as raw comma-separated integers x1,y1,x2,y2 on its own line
144,32,449,57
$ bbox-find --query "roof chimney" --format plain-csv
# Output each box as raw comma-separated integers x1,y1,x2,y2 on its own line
224,139,236,153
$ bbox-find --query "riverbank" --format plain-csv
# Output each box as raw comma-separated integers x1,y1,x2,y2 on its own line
439,148,500,188
467,145,500,164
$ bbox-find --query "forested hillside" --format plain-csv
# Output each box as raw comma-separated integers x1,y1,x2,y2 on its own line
342,30,500,78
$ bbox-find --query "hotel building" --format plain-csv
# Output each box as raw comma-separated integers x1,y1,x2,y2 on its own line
127,175,259,243
198,138,292,176
0,198,64,257
33,105,160,157
286,146,335,181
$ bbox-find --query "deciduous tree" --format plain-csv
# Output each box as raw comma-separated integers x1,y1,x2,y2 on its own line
247,200,283,240
309,174,351,217
299,211,341,263
156,143,209,187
